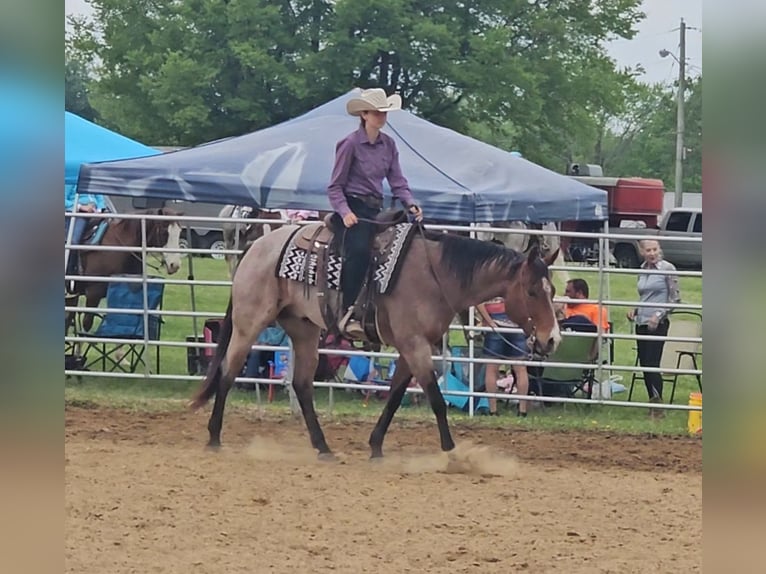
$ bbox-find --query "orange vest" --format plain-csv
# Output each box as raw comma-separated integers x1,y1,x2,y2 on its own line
564,303,609,331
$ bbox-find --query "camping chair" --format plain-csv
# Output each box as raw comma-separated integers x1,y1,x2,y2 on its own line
628,311,702,403
80,276,164,374
530,330,598,399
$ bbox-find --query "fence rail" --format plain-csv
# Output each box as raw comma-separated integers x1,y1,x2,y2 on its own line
64,212,702,414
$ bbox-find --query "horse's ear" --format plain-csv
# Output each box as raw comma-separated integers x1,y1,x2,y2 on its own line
543,248,560,266
526,243,541,263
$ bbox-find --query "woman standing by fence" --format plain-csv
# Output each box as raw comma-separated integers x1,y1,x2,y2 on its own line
627,239,681,416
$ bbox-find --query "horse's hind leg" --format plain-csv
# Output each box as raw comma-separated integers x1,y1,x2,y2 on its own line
207,310,275,448
368,357,413,459
278,317,332,458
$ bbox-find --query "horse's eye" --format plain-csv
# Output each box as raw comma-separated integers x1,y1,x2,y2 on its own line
527,289,538,298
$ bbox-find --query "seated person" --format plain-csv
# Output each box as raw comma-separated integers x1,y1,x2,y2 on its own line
561,278,609,332
65,184,109,279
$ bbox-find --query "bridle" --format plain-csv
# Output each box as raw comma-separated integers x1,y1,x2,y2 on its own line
108,217,170,273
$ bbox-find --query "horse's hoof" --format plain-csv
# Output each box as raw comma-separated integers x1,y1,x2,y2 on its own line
205,442,221,451
369,455,384,464
317,452,337,462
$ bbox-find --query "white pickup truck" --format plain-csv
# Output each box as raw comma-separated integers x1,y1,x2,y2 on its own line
611,207,702,269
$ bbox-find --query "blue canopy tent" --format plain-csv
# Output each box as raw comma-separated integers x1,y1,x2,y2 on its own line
65,112,160,188
76,90,607,223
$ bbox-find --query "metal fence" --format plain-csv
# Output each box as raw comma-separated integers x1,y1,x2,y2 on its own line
64,210,702,414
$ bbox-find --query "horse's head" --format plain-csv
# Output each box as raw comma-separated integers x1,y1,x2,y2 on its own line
145,208,183,275
504,244,561,356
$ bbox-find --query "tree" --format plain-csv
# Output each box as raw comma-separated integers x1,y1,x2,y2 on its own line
65,58,99,122
67,0,644,156
594,76,702,191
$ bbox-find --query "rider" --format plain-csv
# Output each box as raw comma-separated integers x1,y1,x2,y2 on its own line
327,88,423,339
65,184,108,282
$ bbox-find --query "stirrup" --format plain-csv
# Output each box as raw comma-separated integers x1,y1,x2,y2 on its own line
338,307,365,339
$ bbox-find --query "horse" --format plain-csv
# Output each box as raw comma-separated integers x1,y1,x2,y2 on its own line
189,217,561,459
69,207,183,331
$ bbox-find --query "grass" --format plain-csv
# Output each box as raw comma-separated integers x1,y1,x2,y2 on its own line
66,256,703,437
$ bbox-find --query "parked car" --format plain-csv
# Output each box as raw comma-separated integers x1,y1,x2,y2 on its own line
611,207,702,269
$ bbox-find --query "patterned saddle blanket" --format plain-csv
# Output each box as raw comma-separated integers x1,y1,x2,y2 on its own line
276,221,417,296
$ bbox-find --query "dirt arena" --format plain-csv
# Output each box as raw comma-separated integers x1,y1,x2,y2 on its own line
66,405,701,573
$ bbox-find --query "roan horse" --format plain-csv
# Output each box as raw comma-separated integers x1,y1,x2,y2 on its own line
190,220,561,459
69,208,183,331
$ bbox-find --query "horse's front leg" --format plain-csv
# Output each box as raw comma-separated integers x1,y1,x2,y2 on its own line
80,285,105,332
399,341,455,452
280,319,333,459
368,356,413,459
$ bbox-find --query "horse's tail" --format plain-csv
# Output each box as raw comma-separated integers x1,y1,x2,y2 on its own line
189,298,234,410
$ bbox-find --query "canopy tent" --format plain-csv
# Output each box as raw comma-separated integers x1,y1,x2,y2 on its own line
77,90,607,223
65,112,160,187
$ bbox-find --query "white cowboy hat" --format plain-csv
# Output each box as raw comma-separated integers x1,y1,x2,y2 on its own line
346,88,402,116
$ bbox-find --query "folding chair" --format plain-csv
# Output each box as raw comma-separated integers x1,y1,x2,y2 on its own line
629,311,702,403
80,276,164,373
530,331,598,399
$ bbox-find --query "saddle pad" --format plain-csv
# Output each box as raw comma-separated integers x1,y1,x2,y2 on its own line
277,229,342,290
276,222,417,295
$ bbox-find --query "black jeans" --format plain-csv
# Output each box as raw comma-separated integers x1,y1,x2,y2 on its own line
331,196,381,310
636,319,670,399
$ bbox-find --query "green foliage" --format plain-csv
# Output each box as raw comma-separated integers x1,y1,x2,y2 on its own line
67,0,644,156
580,76,703,191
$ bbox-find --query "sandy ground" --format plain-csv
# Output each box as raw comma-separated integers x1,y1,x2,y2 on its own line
66,405,701,573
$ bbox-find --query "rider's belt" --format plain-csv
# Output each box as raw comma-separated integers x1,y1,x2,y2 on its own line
345,193,383,211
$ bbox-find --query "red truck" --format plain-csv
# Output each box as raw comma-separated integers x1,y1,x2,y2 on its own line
560,171,665,264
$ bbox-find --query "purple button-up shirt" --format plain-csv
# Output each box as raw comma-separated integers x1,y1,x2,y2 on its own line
327,126,416,218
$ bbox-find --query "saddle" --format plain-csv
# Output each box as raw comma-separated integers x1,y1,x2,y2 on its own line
276,209,413,344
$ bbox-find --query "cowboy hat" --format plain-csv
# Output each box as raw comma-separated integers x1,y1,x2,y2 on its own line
346,88,402,116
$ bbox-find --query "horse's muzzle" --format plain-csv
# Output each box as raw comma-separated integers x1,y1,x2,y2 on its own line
534,336,559,357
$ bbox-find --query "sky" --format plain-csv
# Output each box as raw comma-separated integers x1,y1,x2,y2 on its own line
65,0,702,85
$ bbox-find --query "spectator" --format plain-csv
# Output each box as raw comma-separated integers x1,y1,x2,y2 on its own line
627,239,681,416
476,297,530,417
562,278,610,331
65,184,108,281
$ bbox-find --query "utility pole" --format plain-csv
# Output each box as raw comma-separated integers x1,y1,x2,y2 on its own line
674,18,686,208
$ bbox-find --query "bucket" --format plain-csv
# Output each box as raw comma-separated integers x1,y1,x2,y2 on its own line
687,392,702,435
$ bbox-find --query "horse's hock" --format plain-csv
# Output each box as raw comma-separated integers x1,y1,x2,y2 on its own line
65,405,702,574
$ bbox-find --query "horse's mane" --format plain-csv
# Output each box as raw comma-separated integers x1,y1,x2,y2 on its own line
429,232,525,289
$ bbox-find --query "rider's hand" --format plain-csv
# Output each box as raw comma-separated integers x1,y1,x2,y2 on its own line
342,212,358,228
78,204,96,213
408,204,423,222
626,309,636,321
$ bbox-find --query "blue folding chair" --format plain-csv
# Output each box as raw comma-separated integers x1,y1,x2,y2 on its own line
81,276,165,373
